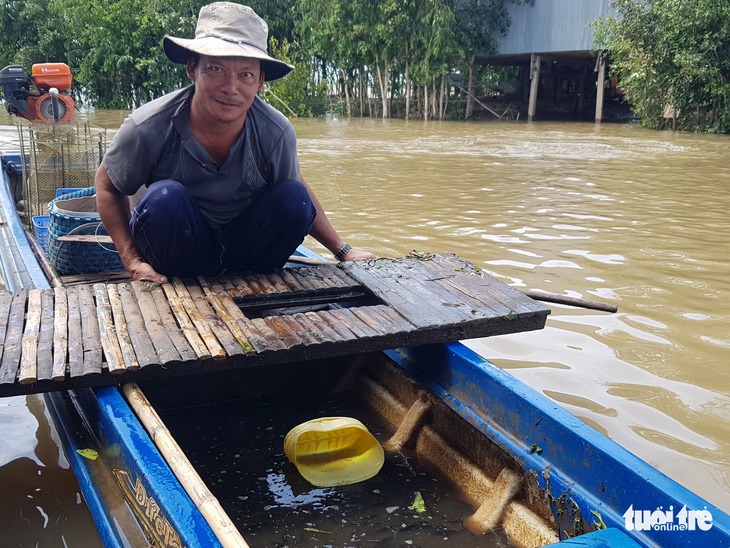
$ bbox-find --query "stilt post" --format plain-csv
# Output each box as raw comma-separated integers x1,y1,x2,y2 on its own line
528,54,541,122
595,51,606,123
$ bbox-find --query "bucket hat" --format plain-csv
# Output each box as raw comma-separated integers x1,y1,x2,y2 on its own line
162,2,293,81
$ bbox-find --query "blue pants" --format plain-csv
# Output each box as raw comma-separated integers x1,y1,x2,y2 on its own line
130,179,317,276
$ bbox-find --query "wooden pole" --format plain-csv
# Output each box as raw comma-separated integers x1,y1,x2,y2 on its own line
123,383,250,548
595,52,606,123
263,87,297,117
528,54,541,122
452,83,502,119
339,70,351,117
23,225,63,288
522,290,617,313
465,57,474,120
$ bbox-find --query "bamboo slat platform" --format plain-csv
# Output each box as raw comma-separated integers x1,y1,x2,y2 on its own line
0,254,550,397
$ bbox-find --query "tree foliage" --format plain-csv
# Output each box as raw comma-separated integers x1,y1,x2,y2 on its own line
0,0,526,117
63,0,197,108
295,0,528,119
595,0,730,132
261,38,328,117
0,0,202,108
0,0,67,68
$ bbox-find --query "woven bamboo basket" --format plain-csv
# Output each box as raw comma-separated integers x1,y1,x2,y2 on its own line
46,187,124,275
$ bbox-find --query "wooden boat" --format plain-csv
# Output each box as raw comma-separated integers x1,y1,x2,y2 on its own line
1,149,729,547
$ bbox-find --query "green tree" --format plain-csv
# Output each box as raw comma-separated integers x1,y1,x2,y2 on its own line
296,0,377,116
62,0,197,109
409,0,458,120
247,0,297,46
595,0,730,132
261,37,328,117
296,0,527,120
0,0,67,70
1,0,526,118
453,0,529,120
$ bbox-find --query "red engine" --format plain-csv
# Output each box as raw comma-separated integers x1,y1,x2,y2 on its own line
0,62,75,123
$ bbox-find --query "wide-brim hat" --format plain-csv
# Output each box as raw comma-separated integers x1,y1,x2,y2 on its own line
163,2,293,81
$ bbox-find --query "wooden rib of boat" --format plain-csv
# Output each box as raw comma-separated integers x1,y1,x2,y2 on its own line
1,150,729,547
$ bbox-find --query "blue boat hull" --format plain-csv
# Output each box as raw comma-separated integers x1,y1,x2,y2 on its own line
2,152,729,547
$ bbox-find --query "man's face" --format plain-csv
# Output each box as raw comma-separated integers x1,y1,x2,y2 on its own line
187,54,265,125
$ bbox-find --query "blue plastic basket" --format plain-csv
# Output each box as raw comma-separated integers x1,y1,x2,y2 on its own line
55,187,84,198
32,215,50,252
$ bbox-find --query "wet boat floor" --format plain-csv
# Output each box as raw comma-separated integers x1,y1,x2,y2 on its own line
151,389,513,547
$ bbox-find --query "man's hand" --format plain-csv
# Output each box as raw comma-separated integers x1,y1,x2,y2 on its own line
343,247,376,262
126,257,168,283
96,164,167,284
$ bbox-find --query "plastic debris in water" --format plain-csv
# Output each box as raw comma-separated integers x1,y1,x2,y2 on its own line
284,417,384,487
412,491,426,513
76,448,99,460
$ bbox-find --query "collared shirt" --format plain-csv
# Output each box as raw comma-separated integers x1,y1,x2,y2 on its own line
102,86,300,228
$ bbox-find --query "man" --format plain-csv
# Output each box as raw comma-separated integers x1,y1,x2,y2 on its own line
96,2,375,284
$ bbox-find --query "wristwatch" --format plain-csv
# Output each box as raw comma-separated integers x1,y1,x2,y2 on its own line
335,243,351,261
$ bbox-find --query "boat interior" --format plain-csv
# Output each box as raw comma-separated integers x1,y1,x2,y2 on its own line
103,352,566,547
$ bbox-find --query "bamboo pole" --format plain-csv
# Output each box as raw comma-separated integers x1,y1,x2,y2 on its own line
161,281,211,360
132,281,184,363
23,225,63,288
286,254,333,266
18,289,42,384
57,234,113,244
170,278,225,359
122,383,249,548
197,277,254,354
263,87,297,117
107,284,139,370
52,286,68,380
452,82,502,119
93,283,126,373
118,283,160,367
184,281,241,357
36,288,54,381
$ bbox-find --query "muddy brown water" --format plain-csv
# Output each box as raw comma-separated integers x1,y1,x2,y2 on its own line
0,109,728,545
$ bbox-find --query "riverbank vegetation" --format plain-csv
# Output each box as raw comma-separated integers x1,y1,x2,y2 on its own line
0,0,529,119
595,0,730,133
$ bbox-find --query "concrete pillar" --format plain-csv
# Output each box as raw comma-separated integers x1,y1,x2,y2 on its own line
528,54,541,122
595,52,606,123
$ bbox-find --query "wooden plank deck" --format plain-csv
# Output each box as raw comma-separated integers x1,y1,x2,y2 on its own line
0,254,550,397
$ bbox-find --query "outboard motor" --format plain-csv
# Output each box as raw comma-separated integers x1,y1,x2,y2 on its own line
0,63,75,123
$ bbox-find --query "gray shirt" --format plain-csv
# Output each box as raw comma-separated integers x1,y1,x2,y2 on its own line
102,86,300,228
